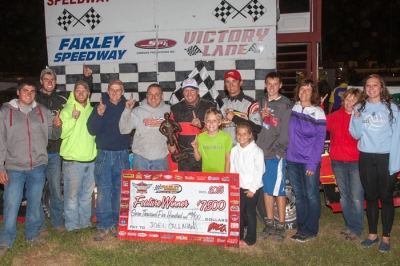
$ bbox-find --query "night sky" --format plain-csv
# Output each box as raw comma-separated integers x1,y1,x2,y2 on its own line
1,0,399,76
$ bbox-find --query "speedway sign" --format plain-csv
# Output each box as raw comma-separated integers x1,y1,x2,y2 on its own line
118,170,240,247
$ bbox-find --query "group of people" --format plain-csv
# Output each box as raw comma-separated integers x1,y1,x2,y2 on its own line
0,67,399,255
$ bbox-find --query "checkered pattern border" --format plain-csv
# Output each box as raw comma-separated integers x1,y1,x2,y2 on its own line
50,59,274,104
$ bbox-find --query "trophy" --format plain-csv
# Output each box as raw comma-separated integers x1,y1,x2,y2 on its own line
159,113,188,163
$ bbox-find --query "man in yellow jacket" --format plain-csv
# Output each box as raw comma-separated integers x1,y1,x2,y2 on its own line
60,80,96,232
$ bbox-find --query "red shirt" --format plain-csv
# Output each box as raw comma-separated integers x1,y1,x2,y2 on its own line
326,107,359,162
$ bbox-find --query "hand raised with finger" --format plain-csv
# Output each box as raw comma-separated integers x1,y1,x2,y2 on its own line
191,110,201,128
97,97,106,116
191,134,198,149
126,93,136,110
72,104,80,119
53,110,62,127
353,106,361,118
83,63,92,77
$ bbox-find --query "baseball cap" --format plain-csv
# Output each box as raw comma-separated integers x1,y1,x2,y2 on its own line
224,70,241,81
182,78,198,91
40,68,57,80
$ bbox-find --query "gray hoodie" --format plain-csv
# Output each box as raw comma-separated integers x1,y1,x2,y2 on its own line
0,99,62,172
119,99,170,160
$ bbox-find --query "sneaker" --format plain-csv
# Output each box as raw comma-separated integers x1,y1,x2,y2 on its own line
28,236,46,244
378,241,390,253
340,229,350,236
110,225,118,238
361,237,380,247
0,246,9,257
258,219,275,239
296,234,314,243
290,232,304,241
345,233,359,241
270,221,286,242
93,229,109,241
39,230,50,238
55,226,66,233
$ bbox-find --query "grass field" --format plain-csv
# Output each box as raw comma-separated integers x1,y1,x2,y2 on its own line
1,193,399,266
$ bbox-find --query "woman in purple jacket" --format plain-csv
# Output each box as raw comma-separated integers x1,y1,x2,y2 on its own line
287,79,326,243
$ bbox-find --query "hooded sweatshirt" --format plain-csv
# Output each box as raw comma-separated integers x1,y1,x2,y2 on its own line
119,98,170,160
256,94,292,159
87,92,130,151
59,92,96,161
0,99,61,172
326,106,359,161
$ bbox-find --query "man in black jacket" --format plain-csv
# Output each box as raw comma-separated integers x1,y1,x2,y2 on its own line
35,64,92,234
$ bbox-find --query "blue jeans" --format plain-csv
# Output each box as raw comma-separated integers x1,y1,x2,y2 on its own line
0,165,46,247
132,154,168,171
287,160,321,237
62,161,95,231
331,160,364,237
46,153,64,228
95,149,129,230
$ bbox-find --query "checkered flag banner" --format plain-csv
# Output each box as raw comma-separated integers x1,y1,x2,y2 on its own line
185,45,203,56
56,9,76,31
168,62,224,110
212,0,234,23
243,0,267,22
83,7,103,30
247,43,263,53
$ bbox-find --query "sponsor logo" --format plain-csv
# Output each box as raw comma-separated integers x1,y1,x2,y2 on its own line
118,231,127,236
197,176,206,181
136,173,143,179
230,185,239,190
120,213,128,217
120,203,129,208
222,177,230,181
154,184,182,194
190,236,203,241
202,237,215,242
138,233,147,237
227,238,238,244
230,193,240,196
143,117,164,127
144,174,152,179
120,197,130,201
230,200,239,204
123,181,129,186
208,176,219,181
135,38,177,49
185,176,195,180
148,234,159,238
153,175,162,180
132,182,152,194
164,175,173,179
120,220,126,225
230,206,240,212
160,234,174,239
207,223,227,233
231,214,239,221
175,175,183,180
230,231,239,236
175,235,188,240
230,223,239,229
217,238,226,243
127,232,136,236
121,190,129,194
123,174,134,178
